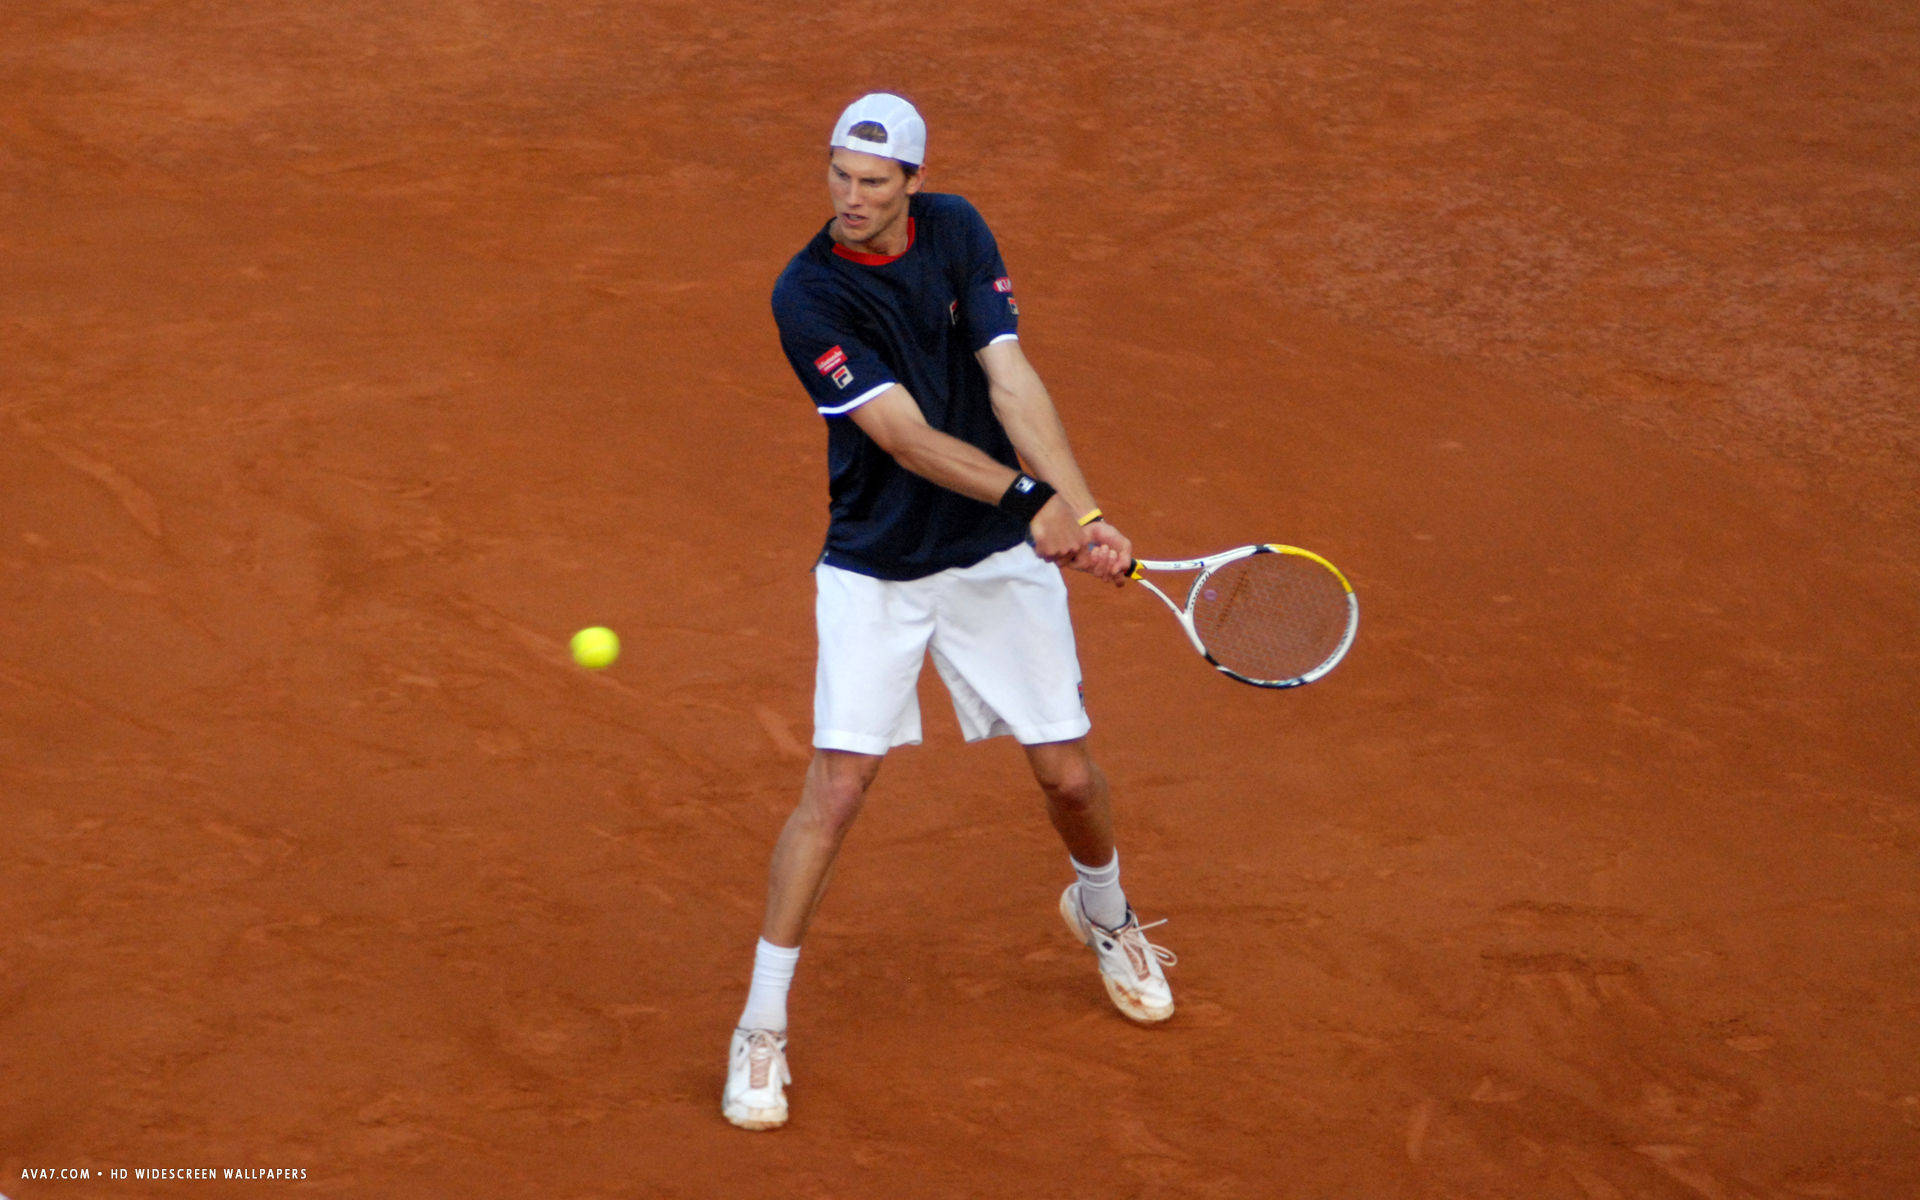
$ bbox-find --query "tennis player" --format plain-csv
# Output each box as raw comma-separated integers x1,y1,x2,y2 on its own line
724,93,1175,1131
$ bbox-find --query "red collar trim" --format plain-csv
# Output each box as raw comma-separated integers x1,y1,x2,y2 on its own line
832,217,915,265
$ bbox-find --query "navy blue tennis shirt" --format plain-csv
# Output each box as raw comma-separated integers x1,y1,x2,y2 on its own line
772,192,1028,581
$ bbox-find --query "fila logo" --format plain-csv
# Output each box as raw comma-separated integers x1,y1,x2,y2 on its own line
814,346,848,374
831,366,853,389
993,277,1013,293
1013,477,1035,494
948,299,959,325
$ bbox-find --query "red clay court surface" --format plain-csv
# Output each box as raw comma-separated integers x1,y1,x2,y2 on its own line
3,3,1917,1197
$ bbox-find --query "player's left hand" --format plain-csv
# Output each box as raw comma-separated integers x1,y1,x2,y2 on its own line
1072,520,1133,586
1029,496,1090,567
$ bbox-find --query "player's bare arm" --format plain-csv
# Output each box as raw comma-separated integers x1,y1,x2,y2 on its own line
976,339,1133,583
846,384,1091,565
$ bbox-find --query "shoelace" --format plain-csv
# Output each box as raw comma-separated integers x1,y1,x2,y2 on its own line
741,1030,782,1089
1119,917,1178,969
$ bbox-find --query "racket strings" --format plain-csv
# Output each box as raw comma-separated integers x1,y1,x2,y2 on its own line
1189,553,1351,684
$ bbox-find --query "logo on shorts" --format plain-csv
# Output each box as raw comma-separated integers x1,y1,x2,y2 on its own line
814,346,848,374
831,365,853,389
993,277,1013,293
949,299,959,325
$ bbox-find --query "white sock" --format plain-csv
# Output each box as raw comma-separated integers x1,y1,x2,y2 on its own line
1071,850,1128,931
737,938,800,1033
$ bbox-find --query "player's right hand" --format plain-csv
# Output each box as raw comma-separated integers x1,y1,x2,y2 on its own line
1075,520,1133,586
1028,496,1088,567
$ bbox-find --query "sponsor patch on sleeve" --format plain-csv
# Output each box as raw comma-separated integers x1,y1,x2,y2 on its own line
831,365,853,389
992,277,1014,293
814,346,848,374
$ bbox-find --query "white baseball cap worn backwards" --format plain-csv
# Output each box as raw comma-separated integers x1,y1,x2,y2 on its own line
830,92,927,167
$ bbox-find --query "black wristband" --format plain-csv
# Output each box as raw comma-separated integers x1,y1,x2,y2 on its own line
998,473,1056,522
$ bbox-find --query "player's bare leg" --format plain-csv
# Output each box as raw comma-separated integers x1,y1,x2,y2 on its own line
761,748,884,946
1026,737,1176,1022
1025,737,1116,867
726,748,882,1130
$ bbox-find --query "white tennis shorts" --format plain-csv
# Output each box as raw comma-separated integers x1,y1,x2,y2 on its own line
814,543,1091,754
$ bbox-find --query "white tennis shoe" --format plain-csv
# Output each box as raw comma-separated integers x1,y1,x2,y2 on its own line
1059,883,1177,1022
723,1027,790,1130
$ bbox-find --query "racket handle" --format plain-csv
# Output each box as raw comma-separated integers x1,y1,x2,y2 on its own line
1125,559,1144,580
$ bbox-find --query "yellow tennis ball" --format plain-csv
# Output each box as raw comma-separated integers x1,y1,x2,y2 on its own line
570,626,619,670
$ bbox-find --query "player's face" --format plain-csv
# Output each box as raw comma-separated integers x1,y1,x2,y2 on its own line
827,148,922,251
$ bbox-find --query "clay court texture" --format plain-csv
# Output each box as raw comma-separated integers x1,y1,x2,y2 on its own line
3,2,1916,1197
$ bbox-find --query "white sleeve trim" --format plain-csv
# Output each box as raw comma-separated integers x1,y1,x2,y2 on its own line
817,379,896,416
987,333,1019,345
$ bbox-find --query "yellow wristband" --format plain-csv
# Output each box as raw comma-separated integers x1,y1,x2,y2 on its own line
1077,508,1104,527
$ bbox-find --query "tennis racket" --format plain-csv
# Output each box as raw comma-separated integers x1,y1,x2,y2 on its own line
1126,545,1358,688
